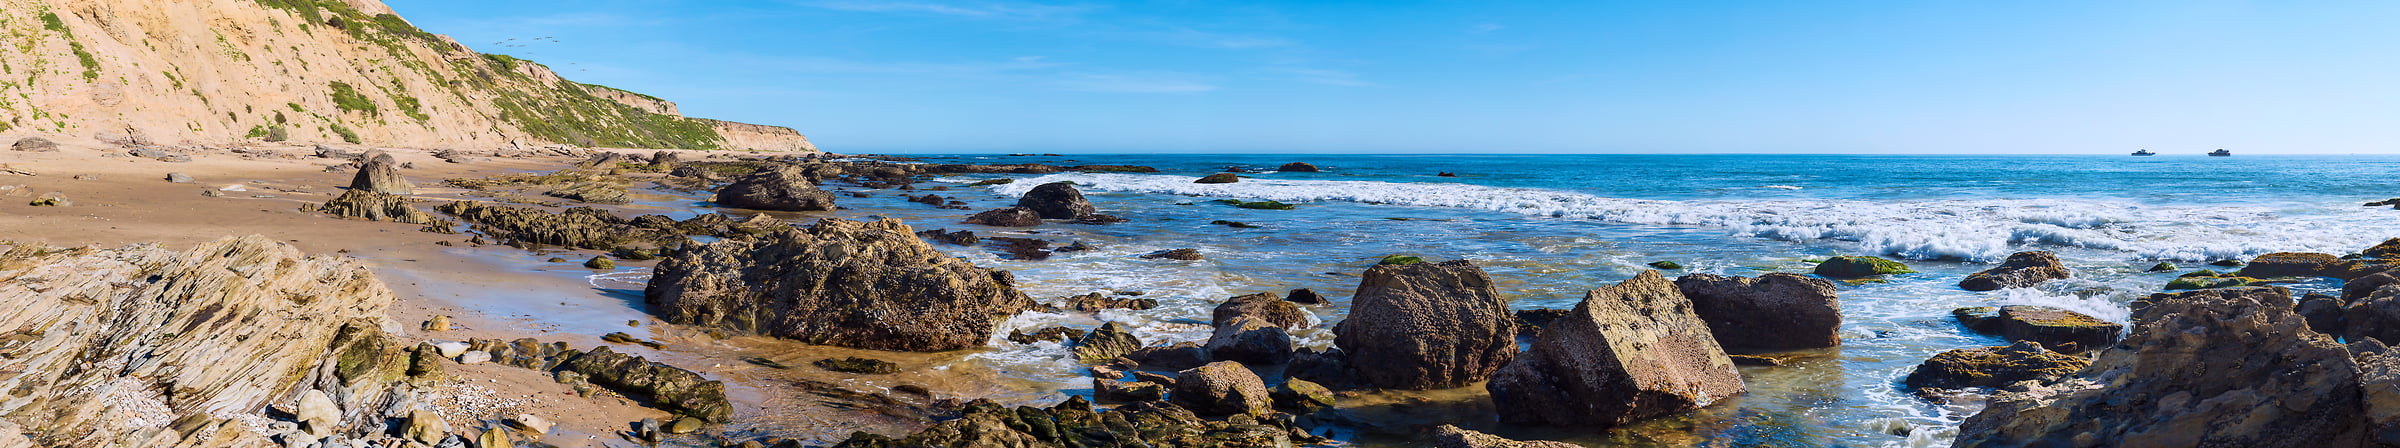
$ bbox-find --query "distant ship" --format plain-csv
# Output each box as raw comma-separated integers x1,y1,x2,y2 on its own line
2132,149,2155,156
2209,149,2232,157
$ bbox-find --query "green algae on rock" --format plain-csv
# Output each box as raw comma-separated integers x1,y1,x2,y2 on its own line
1812,255,1915,278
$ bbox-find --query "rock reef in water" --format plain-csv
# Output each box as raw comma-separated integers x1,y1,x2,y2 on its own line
1333,259,1517,390
1958,250,2071,291
715,168,837,211
0,236,405,447
1016,181,1098,219
1812,255,1914,278
1488,270,1746,427
644,218,1036,351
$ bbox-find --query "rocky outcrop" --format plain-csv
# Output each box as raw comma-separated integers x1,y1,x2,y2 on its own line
2353,338,2400,446
644,218,1036,351
1278,162,1321,173
1902,341,2087,395
715,168,836,211
1205,316,1293,366
1171,361,1273,417
1957,287,2362,447
1196,173,1240,184
1958,251,2070,291
1213,292,1310,329
436,201,654,250
318,189,437,224
1487,271,1746,427
963,207,1042,227
1673,272,1841,353
1063,292,1158,312
1333,259,1517,390
1951,305,2122,354
1432,425,1581,448
2240,252,2377,280
349,157,414,195
1812,256,1914,278
0,236,406,447
1071,322,1143,361
703,119,819,152
1016,182,1097,219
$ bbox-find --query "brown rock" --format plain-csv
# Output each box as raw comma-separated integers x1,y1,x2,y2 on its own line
1212,292,1309,329
1124,342,1211,371
1063,292,1158,312
1431,425,1581,448
715,168,836,211
1171,361,1272,417
10,137,58,152
1141,248,1204,260
1204,316,1293,366
1277,162,1321,173
1958,251,2071,291
2241,251,2376,280
1195,173,1240,184
1015,181,1096,219
1988,305,2122,354
963,207,1042,227
1487,271,1745,427
643,218,1036,351
1333,259,1517,390
1070,322,1143,361
1902,341,2088,395
1673,272,1841,353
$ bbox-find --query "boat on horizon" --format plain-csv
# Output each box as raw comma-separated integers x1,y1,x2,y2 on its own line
2132,149,2155,156
2209,149,2232,157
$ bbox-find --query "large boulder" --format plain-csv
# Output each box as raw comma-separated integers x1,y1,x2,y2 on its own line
1070,322,1143,361
1212,292,1309,329
644,218,1036,351
1277,162,1321,173
1332,259,1517,390
1957,287,2363,447
1958,251,2071,291
1016,182,1096,219
1901,341,2088,395
1487,271,1746,427
963,207,1042,227
1171,361,1273,417
350,157,415,195
1673,272,1841,353
714,168,836,211
319,189,437,224
1205,316,1293,366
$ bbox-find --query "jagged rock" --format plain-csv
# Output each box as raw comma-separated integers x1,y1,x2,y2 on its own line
2347,285,2400,345
1488,271,1745,427
1673,272,1841,353
645,218,1034,351
558,346,733,422
1902,341,2088,396
1016,182,1096,219
1195,173,1240,184
1953,305,2122,354
1212,292,1309,329
1063,292,1158,311
320,190,436,224
1172,361,1273,417
1285,288,1326,305
1125,343,1211,371
546,182,629,204
963,207,1042,227
2369,239,2400,259
1432,425,1581,448
1007,326,1085,344
1813,255,1913,278
1071,322,1143,361
1959,251,2071,291
838,395,1310,447
1334,259,1516,390
1095,378,1167,402
350,158,415,195
1512,308,1571,338
10,137,57,152
25,192,65,207
1957,287,2360,447
1142,248,1204,260
2300,293,2348,335
1205,316,1293,366
715,168,836,211
1270,378,1335,412
2353,338,2400,446
422,315,452,332
650,151,683,169
1277,162,1320,173
0,236,404,447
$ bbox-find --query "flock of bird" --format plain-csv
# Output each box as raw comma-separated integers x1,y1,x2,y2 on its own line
486,37,587,71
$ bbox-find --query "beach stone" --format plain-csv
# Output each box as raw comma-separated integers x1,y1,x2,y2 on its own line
963,207,1041,227
1124,342,1211,371
1195,173,1240,184
1016,181,1096,219
1212,292,1309,329
1488,271,1745,427
10,137,57,152
430,341,470,358
1269,378,1336,412
1285,288,1326,305
2147,262,2178,272
403,409,449,444
507,414,553,435
1986,305,2122,354
1071,322,1143,361
668,416,704,434
1959,251,2071,291
645,218,1035,352
1171,361,1272,417
165,172,193,183
1432,425,1581,448
1205,316,1293,366
714,168,835,211
350,157,414,195
633,418,663,443
1674,272,1841,353
421,315,451,332
583,256,614,270
1813,255,1913,278
1958,287,2361,447
27,192,67,207
295,390,341,437
1094,378,1166,402
1902,341,2087,395
457,351,492,365
477,428,510,448
1334,259,1517,390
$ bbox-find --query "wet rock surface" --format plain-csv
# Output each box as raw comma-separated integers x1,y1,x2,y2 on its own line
1334,259,1517,390
1902,341,2088,396
1958,251,2071,291
1171,361,1273,417
1213,292,1310,329
1205,316,1294,366
1016,181,1098,219
1812,255,1914,278
1951,305,2122,354
1432,425,1581,448
1673,272,1841,353
645,218,1036,351
963,207,1042,227
715,168,837,211
1488,270,1746,427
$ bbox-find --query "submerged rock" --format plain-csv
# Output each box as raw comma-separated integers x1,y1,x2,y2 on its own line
963,207,1042,227
1016,181,1097,219
644,218,1036,352
715,168,836,211
1334,259,1517,390
815,357,901,374
915,228,979,246
1674,272,1841,353
1195,173,1241,184
1063,292,1158,312
1285,288,1327,305
1958,251,2071,291
1902,341,2088,396
1142,248,1205,260
1812,255,1914,278
1488,271,1746,427
1957,287,2360,447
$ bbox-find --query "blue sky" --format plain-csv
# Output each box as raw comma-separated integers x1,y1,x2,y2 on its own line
388,1,2400,154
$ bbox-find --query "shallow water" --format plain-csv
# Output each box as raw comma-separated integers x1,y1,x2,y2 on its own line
604,154,2392,446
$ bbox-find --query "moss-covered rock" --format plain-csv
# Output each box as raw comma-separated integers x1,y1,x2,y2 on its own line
1647,261,1684,270
583,256,615,269
1195,173,1241,184
1903,341,2088,396
557,346,732,422
1378,255,1424,266
1813,256,1915,278
814,357,900,374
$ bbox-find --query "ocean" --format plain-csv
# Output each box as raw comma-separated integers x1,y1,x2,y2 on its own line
606,153,2400,447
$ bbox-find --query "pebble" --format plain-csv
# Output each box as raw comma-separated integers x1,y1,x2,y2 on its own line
457,351,492,365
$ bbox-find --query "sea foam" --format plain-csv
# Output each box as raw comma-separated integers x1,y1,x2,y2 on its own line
993,173,2394,262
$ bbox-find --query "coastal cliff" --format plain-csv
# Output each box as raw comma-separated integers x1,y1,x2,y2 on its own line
0,0,815,151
